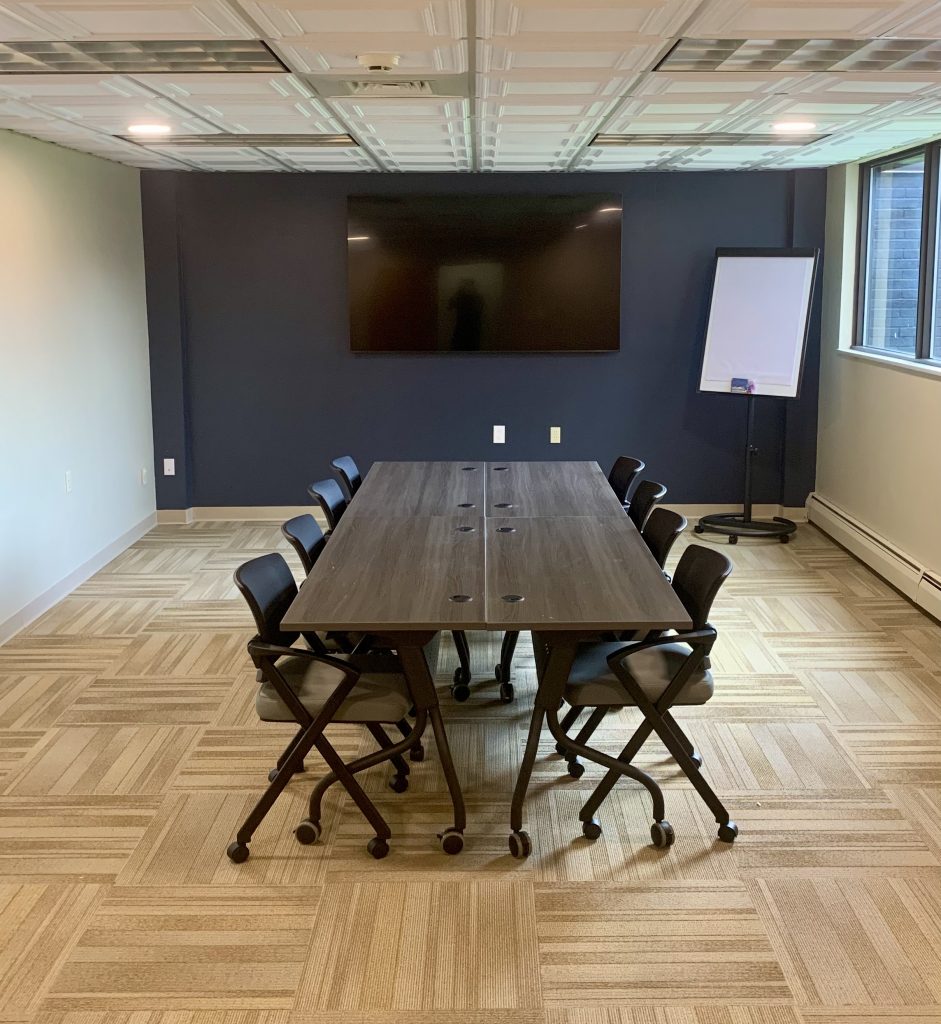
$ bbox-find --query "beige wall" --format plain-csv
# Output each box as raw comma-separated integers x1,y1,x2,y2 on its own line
0,131,155,640
816,162,941,573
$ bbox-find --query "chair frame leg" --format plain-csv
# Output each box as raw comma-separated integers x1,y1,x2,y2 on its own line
452,630,471,680
582,650,731,829
512,635,666,846
365,722,410,778
308,712,428,827
498,630,520,682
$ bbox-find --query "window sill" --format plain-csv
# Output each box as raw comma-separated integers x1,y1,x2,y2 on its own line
841,346,941,381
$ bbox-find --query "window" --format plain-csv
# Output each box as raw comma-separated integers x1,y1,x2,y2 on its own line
856,143,940,363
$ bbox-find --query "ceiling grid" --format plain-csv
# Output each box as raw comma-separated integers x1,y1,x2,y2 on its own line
0,1,940,171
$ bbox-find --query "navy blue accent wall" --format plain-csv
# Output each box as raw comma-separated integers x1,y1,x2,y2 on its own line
141,169,826,510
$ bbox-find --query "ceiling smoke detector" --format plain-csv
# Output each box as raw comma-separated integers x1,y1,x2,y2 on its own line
356,52,400,72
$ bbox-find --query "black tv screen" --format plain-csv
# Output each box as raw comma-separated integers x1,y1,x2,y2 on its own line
347,194,621,352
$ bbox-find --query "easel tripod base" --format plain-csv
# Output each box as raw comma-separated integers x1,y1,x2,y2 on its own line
694,513,795,544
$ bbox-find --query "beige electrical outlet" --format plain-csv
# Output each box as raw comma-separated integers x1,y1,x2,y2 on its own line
550,426,561,444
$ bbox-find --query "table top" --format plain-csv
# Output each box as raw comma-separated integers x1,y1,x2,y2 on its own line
282,460,692,634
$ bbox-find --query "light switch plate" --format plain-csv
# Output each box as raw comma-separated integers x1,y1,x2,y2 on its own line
493,425,505,444
550,426,561,444
163,458,176,476
65,470,72,493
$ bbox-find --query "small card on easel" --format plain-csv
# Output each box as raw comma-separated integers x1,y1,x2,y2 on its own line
730,378,756,394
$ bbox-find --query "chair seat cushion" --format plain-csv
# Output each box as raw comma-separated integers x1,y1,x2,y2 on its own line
564,641,713,708
256,654,411,723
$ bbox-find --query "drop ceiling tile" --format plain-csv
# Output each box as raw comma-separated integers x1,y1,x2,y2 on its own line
132,72,345,132
239,0,463,74
480,0,700,39
0,0,254,40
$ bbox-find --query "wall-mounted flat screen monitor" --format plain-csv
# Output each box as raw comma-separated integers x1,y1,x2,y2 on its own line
347,194,622,352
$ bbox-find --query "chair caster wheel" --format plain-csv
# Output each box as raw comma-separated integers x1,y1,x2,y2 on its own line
650,820,675,848
728,535,738,545
567,759,585,779
367,837,390,860
690,752,703,769
295,819,321,845
694,524,704,534
494,663,504,683
508,830,532,859
439,827,464,855
582,817,602,840
718,821,739,843
499,682,514,703
780,534,790,544
409,744,424,762
451,682,471,703
226,841,249,863
453,666,471,687
389,774,408,793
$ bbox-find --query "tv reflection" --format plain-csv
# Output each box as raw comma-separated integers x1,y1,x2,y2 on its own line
438,262,502,351
448,278,485,351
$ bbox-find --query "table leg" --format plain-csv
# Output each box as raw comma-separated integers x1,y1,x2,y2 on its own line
509,633,579,858
397,638,466,853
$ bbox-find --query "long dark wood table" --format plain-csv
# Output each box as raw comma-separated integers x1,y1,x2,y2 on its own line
282,460,691,854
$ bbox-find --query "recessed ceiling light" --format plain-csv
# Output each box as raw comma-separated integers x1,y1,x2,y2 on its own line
347,235,370,241
575,223,588,230
772,121,817,134
127,123,172,136
598,206,622,213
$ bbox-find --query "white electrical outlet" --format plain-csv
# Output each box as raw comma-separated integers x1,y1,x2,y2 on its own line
550,426,561,444
163,458,176,476
65,470,72,493
493,425,505,444
141,467,148,486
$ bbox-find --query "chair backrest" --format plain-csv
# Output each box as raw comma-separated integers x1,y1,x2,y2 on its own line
233,552,300,648
671,544,733,630
281,514,326,576
308,478,348,530
607,456,645,505
642,507,687,569
627,479,667,531
331,455,362,499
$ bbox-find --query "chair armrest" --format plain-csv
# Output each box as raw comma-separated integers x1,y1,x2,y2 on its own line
604,628,717,672
248,640,360,682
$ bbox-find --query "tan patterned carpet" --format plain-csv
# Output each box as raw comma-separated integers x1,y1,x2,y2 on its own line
1,519,940,1024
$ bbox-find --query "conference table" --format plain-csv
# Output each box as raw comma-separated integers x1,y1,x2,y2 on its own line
281,460,691,855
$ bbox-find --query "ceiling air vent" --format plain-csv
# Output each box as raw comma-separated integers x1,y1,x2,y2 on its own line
591,132,827,147
657,37,941,73
0,39,286,74
122,133,358,148
302,72,468,100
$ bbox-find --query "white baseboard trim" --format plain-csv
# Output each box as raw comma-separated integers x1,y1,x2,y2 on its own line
157,506,312,523
157,503,807,525
808,492,940,621
155,508,194,525
0,511,157,647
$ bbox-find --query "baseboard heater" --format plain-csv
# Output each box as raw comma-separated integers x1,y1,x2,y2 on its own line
807,492,941,619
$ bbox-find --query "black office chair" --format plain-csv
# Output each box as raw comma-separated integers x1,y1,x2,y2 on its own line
331,455,362,500
281,513,327,575
308,478,347,532
608,456,645,507
554,506,688,754
226,553,449,863
549,545,737,847
642,507,687,576
627,479,667,532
